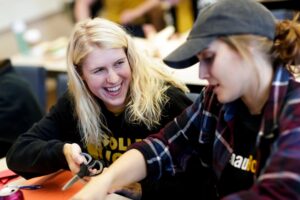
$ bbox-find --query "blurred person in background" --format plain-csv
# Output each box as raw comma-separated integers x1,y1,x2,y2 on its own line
164,0,198,34
0,59,43,158
166,0,218,34
6,18,205,200
104,0,218,34
73,0,166,37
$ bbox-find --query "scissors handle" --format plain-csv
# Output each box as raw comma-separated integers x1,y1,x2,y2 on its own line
88,160,105,176
80,152,105,177
81,152,92,164
77,163,90,178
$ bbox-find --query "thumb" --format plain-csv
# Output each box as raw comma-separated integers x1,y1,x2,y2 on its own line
71,143,85,164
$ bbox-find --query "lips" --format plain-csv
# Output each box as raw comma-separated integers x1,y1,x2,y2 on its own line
212,83,220,93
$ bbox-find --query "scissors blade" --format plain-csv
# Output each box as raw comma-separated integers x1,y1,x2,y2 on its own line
61,175,80,191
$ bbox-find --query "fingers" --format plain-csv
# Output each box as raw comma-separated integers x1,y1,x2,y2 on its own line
71,143,86,164
63,143,85,174
103,167,108,173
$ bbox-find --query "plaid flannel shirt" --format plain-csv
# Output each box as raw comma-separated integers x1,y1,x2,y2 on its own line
130,66,300,199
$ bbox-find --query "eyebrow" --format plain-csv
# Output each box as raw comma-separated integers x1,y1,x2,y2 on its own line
115,57,126,62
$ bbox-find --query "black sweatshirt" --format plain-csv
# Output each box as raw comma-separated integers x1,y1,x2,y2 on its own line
7,86,202,200
0,59,43,157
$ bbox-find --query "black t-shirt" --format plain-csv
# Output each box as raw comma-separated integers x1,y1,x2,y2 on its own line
94,86,192,164
218,100,262,197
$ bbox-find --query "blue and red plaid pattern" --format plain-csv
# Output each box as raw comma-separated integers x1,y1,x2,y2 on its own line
130,66,300,199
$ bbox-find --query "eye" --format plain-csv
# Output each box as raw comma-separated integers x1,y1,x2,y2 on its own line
93,67,105,74
202,56,214,64
115,59,125,67
200,53,215,66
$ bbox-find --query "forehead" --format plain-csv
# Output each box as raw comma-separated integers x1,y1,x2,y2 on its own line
87,47,125,58
83,48,126,65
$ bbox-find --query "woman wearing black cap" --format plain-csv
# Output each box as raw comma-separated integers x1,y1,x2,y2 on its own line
72,0,300,199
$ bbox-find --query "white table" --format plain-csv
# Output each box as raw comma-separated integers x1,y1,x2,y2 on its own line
0,157,7,172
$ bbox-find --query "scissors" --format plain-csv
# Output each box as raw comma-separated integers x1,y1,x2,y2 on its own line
62,152,105,191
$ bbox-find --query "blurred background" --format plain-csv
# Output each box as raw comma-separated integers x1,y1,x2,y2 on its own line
0,0,298,112
0,0,73,59
0,0,75,112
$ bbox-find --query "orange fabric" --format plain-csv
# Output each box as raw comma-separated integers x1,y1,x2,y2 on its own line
22,170,84,200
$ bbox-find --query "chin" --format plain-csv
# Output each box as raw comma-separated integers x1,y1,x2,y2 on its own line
217,95,230,103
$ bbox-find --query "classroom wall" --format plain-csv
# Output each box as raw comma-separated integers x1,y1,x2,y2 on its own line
0,1,74,60
0,0,64,31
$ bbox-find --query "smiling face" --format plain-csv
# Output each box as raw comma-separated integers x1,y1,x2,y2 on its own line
81,47,132,113
197,39,252,103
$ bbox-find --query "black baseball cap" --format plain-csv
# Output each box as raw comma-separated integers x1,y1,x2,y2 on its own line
163,0,276,69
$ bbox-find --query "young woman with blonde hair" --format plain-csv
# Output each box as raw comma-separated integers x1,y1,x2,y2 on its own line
7,18,199,199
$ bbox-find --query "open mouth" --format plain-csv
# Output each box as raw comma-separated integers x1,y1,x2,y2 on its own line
105,84,122,96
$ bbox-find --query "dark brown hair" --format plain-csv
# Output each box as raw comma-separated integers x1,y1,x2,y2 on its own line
273,12,300,72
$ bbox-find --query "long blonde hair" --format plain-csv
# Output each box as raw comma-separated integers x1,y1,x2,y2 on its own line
66,18,188,149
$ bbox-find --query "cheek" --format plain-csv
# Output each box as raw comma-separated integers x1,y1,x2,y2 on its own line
226,80,244,102
213,56,241,83
85,76,104,94
215,72,243,103
122,65,132,82
126,71,132,82
210,62,227,81
217,86,240,103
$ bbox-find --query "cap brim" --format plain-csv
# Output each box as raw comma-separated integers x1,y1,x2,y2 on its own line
163,37,214,69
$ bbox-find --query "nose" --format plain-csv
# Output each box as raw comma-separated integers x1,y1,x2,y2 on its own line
199,62,209,79
106,69,119,83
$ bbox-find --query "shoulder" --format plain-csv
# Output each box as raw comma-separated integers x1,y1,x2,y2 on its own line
45,92,78,126
165,86,192,106
272,78,300,133
51,91,75,112
0,72,34,99
282,78,300,109
162,86,193,118
281,78,300,104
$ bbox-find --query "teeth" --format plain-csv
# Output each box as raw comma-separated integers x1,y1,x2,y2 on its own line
107,85,121,92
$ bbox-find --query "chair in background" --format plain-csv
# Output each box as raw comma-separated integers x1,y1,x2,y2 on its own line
56,73,68,98
14,66,47,113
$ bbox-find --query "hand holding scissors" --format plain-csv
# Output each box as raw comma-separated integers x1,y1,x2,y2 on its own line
62,152,105,191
